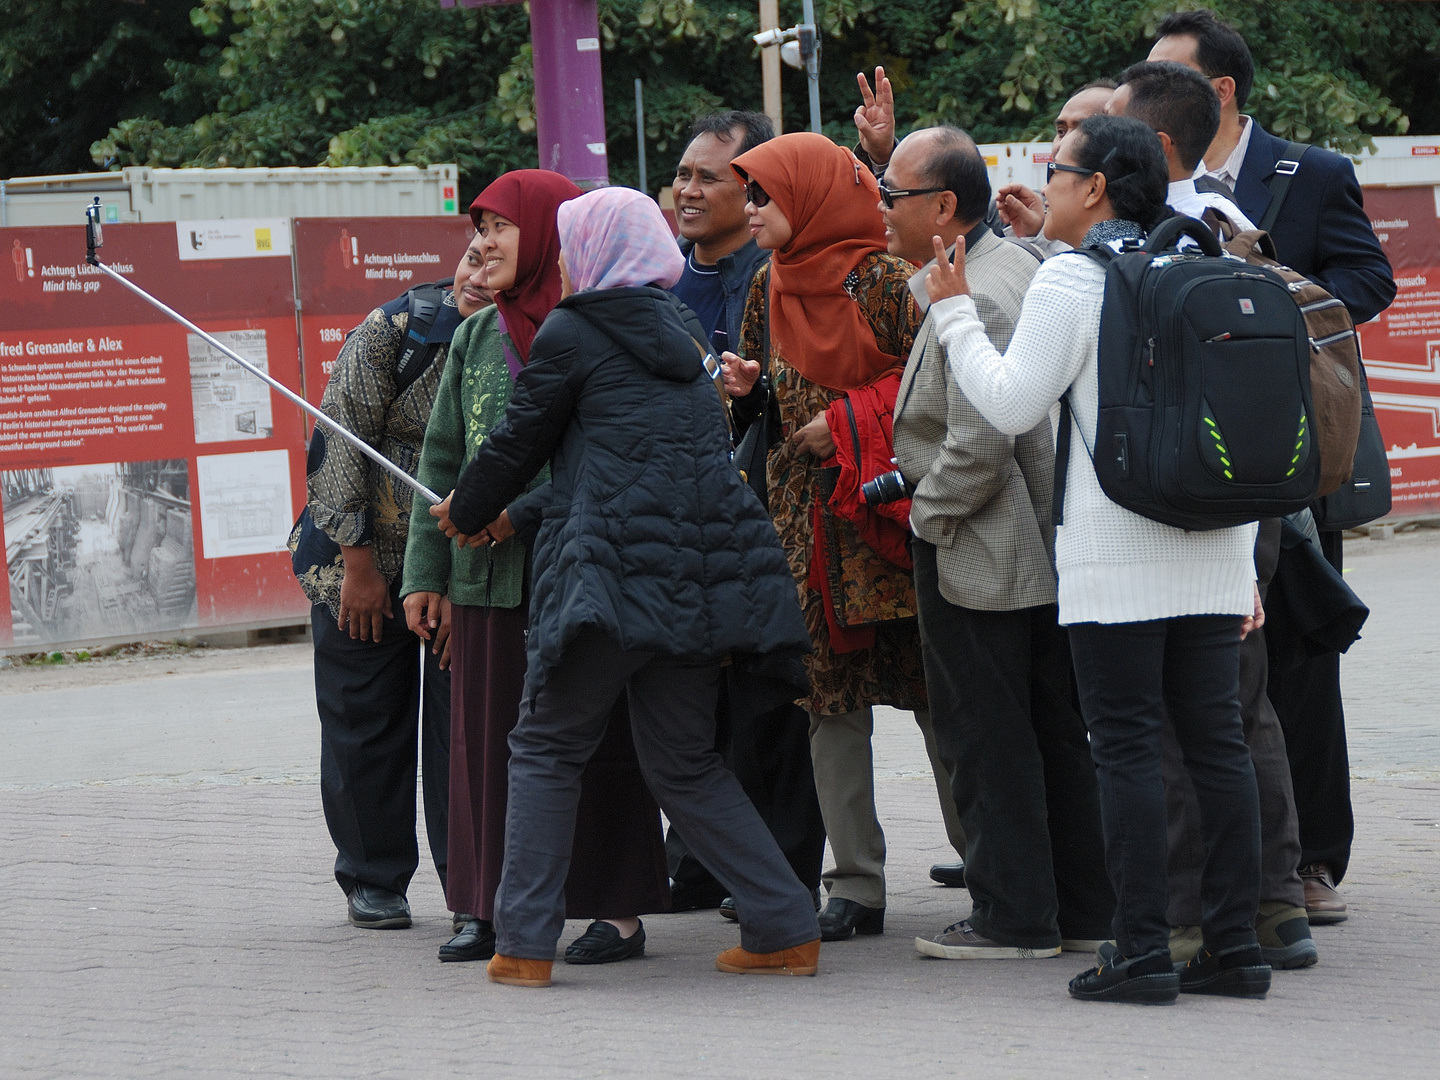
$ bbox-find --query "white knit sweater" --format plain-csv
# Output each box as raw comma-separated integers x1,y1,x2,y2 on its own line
933,252,1257,626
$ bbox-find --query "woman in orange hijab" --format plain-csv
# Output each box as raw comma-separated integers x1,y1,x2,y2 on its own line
722,131,927,944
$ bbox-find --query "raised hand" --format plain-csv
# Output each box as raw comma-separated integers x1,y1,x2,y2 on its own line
924,234,970,306
996,183,1046,238
720,351,761,397
854,66,896,167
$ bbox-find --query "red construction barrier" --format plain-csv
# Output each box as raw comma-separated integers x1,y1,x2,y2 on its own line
0,221,309,648
293,217,474,406
1360,186,1440,518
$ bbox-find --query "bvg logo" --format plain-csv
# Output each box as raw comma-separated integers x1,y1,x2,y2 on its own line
190,231,207,252
11,239,33,282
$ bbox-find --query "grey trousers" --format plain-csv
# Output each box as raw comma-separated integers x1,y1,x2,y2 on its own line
494,629,819,959
809,706,959,909
1165,518,1305,922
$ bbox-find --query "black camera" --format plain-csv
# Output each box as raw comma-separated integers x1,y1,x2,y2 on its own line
861,468,916,506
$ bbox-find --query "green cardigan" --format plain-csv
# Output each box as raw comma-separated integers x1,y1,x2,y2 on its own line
400,306,548,608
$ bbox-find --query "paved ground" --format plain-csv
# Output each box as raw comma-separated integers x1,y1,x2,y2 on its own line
2,530,1437,1078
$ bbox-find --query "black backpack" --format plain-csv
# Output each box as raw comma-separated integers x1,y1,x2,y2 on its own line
1054,215,1321,532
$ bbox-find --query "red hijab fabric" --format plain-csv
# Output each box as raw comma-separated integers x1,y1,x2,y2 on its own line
731,132,898,391
469,169,582,364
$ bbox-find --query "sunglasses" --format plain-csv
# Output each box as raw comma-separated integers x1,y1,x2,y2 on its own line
1046,161,1094,183
877,182,946,210
745,180,770,208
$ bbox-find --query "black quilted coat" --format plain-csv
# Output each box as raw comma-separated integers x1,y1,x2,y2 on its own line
448,286,811,696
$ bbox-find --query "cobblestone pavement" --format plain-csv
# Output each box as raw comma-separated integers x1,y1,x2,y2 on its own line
2,531,1437,1078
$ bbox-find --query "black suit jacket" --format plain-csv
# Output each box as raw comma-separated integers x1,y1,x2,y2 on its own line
1231,121,1396,325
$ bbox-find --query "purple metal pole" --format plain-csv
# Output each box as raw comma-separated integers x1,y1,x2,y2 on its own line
529,0,610,186
443,0,610,188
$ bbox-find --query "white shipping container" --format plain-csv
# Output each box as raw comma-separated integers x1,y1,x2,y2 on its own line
0,164,461,227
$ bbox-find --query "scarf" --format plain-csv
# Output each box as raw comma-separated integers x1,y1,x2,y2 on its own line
469,170,582,364
730,132,900,392
1082,218,1144,250
556,187,684,292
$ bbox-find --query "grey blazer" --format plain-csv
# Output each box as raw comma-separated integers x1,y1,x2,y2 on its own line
893,229,1056,611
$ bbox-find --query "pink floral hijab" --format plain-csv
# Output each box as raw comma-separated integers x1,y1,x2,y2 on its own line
556,187,684,292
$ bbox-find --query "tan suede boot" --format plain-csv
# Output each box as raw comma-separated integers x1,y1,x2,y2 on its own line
715,938,820,976
487,954,554,987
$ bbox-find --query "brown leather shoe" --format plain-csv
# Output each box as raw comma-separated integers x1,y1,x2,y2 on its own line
1300,863,1348,925
716,938,820,976
486,954,554,987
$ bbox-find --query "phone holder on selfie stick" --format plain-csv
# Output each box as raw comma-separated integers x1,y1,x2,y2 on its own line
82,197,441,505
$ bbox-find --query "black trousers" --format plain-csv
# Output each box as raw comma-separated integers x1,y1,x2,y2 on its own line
313,585,450,898
496,629,818,958
913,539,1114,949
668,687,826,897
1165,519,1305,921
1069,616,1260,958
1267,529,1354,881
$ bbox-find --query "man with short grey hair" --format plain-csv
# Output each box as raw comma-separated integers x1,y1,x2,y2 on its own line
877,124,1115,960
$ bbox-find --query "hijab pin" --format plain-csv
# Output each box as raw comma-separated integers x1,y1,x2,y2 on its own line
853,160,863,185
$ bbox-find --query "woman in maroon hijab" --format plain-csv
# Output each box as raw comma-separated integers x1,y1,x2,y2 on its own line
402,171,670,968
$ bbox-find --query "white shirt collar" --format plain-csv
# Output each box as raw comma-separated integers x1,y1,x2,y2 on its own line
1200,115,1253,191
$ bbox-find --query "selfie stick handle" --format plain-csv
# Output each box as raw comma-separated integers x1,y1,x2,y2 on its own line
83,204,441,506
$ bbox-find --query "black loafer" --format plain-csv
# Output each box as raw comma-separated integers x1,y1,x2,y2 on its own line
1177,943,1271,998
719,897,738,922
347,883,411,929
929,861,967,888
438,918,496,963
451,912,475,936
564,920,646,965
1068,943,1178,1004
818,897,884,942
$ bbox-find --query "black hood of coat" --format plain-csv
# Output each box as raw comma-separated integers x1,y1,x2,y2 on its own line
558,286,702,383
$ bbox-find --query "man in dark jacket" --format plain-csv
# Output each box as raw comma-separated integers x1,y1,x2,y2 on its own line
1150,7,1397,928
290,233,492,930
433,188,820,985
666,110,828,918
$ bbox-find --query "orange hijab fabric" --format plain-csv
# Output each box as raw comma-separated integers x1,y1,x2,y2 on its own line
731,132,899,391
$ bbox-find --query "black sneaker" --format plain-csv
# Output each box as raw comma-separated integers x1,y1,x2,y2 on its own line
1068,943,1179,1005
1177,943,1272,998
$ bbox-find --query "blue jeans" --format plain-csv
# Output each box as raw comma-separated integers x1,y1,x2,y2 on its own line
1068,616,1260,958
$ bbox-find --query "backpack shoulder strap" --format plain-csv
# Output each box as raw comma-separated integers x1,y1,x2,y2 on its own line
1257,140,1310,235
668,293,738,445
1193,174,1233,197
393,280,453,394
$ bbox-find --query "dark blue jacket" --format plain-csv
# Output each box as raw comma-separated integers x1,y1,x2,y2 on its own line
447,286,811,693
676,236,769,351
1232,122,1395,325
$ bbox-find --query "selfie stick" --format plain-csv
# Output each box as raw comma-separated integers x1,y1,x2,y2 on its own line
83,198,442,505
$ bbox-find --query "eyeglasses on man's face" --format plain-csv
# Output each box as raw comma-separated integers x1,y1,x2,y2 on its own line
877,181,947,210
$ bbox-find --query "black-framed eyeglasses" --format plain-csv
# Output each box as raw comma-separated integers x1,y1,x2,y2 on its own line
877,182,946,210
1046,161,1094,183
745,180,771,208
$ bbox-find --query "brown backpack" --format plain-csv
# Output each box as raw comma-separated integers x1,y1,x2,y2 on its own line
1203,209,1362,497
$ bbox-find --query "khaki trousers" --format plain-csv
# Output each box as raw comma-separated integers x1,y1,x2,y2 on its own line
808,706,965,909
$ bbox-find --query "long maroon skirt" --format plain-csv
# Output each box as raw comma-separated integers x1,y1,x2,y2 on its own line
445,601,671,920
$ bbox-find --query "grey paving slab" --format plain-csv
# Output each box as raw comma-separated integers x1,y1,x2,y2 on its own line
1,531,1437,1078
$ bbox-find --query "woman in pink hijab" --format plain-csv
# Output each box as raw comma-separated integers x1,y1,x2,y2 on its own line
432,186,820,987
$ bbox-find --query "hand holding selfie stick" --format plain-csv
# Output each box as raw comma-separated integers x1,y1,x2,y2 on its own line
83,198,442,505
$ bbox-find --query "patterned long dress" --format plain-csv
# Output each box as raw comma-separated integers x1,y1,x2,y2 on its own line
740,252,929,716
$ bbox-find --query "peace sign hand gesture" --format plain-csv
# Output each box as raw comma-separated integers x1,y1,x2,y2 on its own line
854,66,896,167
924,234,971,306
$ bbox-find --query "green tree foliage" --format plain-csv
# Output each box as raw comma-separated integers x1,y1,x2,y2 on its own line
0,0,212,178
8,1,1435,201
